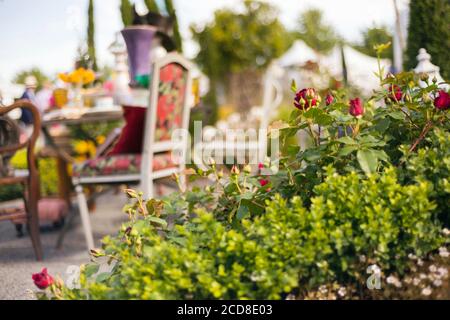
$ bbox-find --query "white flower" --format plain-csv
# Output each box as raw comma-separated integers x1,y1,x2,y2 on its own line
442,228,450,236
408,253,417,260
386,275,396,284
359,255,366,263
421,287,432,296
429,265,437,273
417,259,424,266
419,273,427,279
387,275,401,288
338,287,347,297
433,279,442,287
437,267,448,278
413,278,421,286
438,247,449,258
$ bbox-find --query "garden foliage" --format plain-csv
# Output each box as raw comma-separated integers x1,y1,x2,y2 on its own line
44,44,449,300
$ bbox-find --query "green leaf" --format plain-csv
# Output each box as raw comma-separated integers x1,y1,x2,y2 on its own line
96,272,111,283
337,136,357,145
84,264,100,278
357,149,378,175
147,216,168,228
388,111,406,120
291,79,297,93
237,192,254,201
371,149,390,163
338,145,358,156
236,205,249,220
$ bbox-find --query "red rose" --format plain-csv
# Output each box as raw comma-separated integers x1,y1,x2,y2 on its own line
349,98,364,117
434,90,450,110
325,93,334,106
259,179,269,187
258,163,264,170
32,268,54,290
294,88,318,110
389,85,403,101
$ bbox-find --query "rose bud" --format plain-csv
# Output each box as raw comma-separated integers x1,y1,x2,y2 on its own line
258,163,265,170
434,90,450,110
325,93,334,106
349,98,364,117
294,88,318,110
32,268,54,290
230,165,240,175
243,164,252,174
389,85,402,101
420,73,429,82
259,179,269,187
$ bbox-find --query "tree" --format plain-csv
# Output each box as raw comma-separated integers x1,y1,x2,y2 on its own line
294,9,338,54
87,0,98,70
192,0,290,77
164,0,183,52
144,0,159,13
354,25,393,60
405,0,450,79
120,0,133,27
13,68,49,91
191,0,291,116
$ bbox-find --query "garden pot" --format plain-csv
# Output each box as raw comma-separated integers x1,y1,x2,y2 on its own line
121,26,158,88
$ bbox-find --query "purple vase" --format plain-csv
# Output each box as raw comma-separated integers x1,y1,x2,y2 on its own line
121,26,158,87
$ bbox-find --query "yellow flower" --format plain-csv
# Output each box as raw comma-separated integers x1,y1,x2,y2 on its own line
58,73,70,83
82,69,96,84
96,135,106,145
73,140,89,155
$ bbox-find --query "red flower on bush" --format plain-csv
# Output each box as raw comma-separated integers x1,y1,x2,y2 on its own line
294,88,319,110
349,98,364,117
434,90,450,110
259,179,269,187
32,268,54,290
325,93,334,106
389,85,403,101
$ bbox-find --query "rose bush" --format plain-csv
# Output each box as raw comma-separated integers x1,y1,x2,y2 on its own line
37,44,449,300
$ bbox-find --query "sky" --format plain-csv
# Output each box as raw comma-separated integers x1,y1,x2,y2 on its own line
0,0,410,91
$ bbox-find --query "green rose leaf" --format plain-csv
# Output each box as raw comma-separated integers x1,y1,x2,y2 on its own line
357,149,378,175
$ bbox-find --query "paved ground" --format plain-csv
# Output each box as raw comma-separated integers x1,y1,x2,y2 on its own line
0,189,129,300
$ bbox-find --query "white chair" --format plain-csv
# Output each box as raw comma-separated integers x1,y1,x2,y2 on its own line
72,52,193,251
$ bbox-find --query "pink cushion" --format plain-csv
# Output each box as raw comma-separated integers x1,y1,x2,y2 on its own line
12,198,68,224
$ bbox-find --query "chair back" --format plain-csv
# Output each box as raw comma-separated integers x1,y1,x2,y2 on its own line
140,53,193,197
0,101,41,180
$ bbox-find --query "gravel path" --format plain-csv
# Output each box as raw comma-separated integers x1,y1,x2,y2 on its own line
0,190,128,300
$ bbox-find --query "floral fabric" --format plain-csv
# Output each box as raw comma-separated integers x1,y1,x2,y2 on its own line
155,63,187,141
73,153,176,178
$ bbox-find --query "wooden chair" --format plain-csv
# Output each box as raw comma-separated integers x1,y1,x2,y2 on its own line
72,52,193,251
0,101,43,260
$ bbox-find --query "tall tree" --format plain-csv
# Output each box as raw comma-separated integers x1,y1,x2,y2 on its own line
354,26,393,60
144,0,160,13
87,0,98,70
120,0,133,27
164,0,182,52
191,0,291,118
13,68,49,91
405,0,450,79
294,9,338,54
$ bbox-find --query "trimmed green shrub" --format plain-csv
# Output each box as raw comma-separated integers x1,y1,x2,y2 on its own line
401,128,450,226
55,168,443,300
